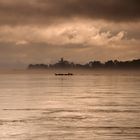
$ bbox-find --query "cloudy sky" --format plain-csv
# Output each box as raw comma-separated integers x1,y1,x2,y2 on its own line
0,0,140,68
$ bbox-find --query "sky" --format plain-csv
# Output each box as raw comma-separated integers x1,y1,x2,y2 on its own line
0,0,140,68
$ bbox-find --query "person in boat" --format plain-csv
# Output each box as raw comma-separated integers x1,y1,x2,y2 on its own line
55,73,73,76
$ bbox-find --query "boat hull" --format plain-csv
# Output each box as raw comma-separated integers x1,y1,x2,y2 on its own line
55,73,73,76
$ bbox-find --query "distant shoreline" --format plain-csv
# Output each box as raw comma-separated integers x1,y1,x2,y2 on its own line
28,58,140,70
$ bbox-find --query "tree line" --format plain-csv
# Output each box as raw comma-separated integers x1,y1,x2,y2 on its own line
28,58,140,69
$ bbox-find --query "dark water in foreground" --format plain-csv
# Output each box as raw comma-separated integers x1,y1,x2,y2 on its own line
0,70,140,140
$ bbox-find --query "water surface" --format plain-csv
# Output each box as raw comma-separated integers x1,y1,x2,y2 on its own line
0,70,140,140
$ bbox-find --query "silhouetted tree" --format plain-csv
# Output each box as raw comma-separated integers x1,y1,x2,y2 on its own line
89,61,102,68
28,58,140,70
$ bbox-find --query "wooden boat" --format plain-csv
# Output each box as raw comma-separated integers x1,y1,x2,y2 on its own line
55,73,73,76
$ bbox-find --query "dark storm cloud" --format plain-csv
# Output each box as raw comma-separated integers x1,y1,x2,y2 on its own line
0,0,139,25
0,0,140,68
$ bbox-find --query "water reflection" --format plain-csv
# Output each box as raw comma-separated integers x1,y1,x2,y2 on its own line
0,71,140,139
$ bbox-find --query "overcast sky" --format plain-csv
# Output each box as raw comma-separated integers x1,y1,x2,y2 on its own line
0,0,140,68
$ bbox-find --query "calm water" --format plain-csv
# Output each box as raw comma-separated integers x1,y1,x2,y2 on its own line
0,70,140,140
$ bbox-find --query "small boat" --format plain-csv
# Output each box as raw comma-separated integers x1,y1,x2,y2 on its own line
55,73,73,76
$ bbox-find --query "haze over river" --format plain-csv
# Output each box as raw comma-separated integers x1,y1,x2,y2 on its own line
0,70,140,140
